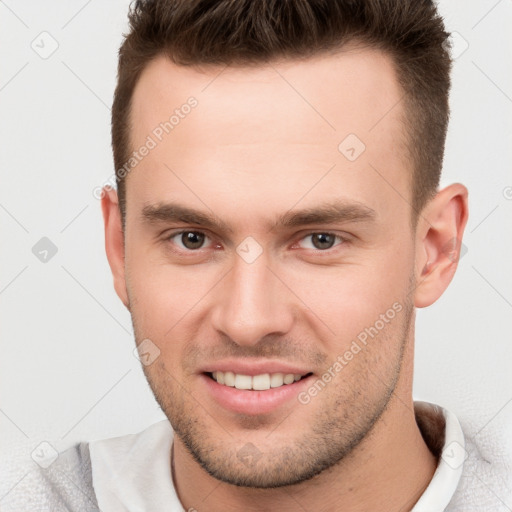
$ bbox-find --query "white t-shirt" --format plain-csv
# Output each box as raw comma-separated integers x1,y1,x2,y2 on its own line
90,403,466,512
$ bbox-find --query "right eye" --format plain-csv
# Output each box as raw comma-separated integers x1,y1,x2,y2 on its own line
167,231,212,251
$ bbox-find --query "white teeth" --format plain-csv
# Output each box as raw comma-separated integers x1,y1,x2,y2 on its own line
212,371,304,390
224,371,235,387
283,374,295,385
270,373,284,388
234,374,252,390
252,374,271,391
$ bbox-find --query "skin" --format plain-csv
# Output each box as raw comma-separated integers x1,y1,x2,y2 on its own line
102,46,468,511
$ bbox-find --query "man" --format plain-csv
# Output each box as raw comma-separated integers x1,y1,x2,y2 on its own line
4,0,506,510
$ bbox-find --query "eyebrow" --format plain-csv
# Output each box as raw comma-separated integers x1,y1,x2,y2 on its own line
142,203,233,233
272,201,376,231
141,200,376,233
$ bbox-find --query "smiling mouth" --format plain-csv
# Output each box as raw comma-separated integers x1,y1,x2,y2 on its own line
206,371,313,391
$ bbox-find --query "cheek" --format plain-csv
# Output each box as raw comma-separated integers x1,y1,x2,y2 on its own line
125,251,220,339
279,246,414,350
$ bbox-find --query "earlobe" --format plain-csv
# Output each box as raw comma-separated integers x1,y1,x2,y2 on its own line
414,183,469,308
101,187,130,309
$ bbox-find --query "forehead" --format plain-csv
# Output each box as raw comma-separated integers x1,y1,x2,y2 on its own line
127,47,411,227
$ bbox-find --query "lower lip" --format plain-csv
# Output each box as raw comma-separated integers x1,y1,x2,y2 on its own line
200,373,313,415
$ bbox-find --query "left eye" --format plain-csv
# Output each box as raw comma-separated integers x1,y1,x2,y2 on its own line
170,231,212,250
298,233,343,250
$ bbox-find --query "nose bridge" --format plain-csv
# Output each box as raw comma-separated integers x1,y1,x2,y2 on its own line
212,252,293,346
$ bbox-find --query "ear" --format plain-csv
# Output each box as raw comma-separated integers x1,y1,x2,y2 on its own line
101,187,129,309
414,183,469,308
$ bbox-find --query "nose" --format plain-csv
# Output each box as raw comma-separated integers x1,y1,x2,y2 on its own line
210,252,294,347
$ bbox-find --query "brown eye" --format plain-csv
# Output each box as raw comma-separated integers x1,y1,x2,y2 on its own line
296,232,344,251
310,233,336,250
178,231,206,250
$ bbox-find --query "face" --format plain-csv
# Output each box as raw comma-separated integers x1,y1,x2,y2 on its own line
122,47,418,487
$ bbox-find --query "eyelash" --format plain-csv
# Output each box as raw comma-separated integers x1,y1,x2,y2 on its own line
164,230,348,253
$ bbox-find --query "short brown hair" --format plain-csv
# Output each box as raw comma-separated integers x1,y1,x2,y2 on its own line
112,0,452,226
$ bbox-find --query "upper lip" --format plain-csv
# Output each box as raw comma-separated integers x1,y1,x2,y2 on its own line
200,359,312,377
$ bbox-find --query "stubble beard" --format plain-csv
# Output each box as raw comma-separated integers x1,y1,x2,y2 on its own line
133,299,413,489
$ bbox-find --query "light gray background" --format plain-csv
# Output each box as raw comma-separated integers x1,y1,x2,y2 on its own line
1,0,511,481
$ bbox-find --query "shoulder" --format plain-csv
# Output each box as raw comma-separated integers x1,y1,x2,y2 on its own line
1,442,99,512
89,421,181,511
446,418,512,511
413,401,512,512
